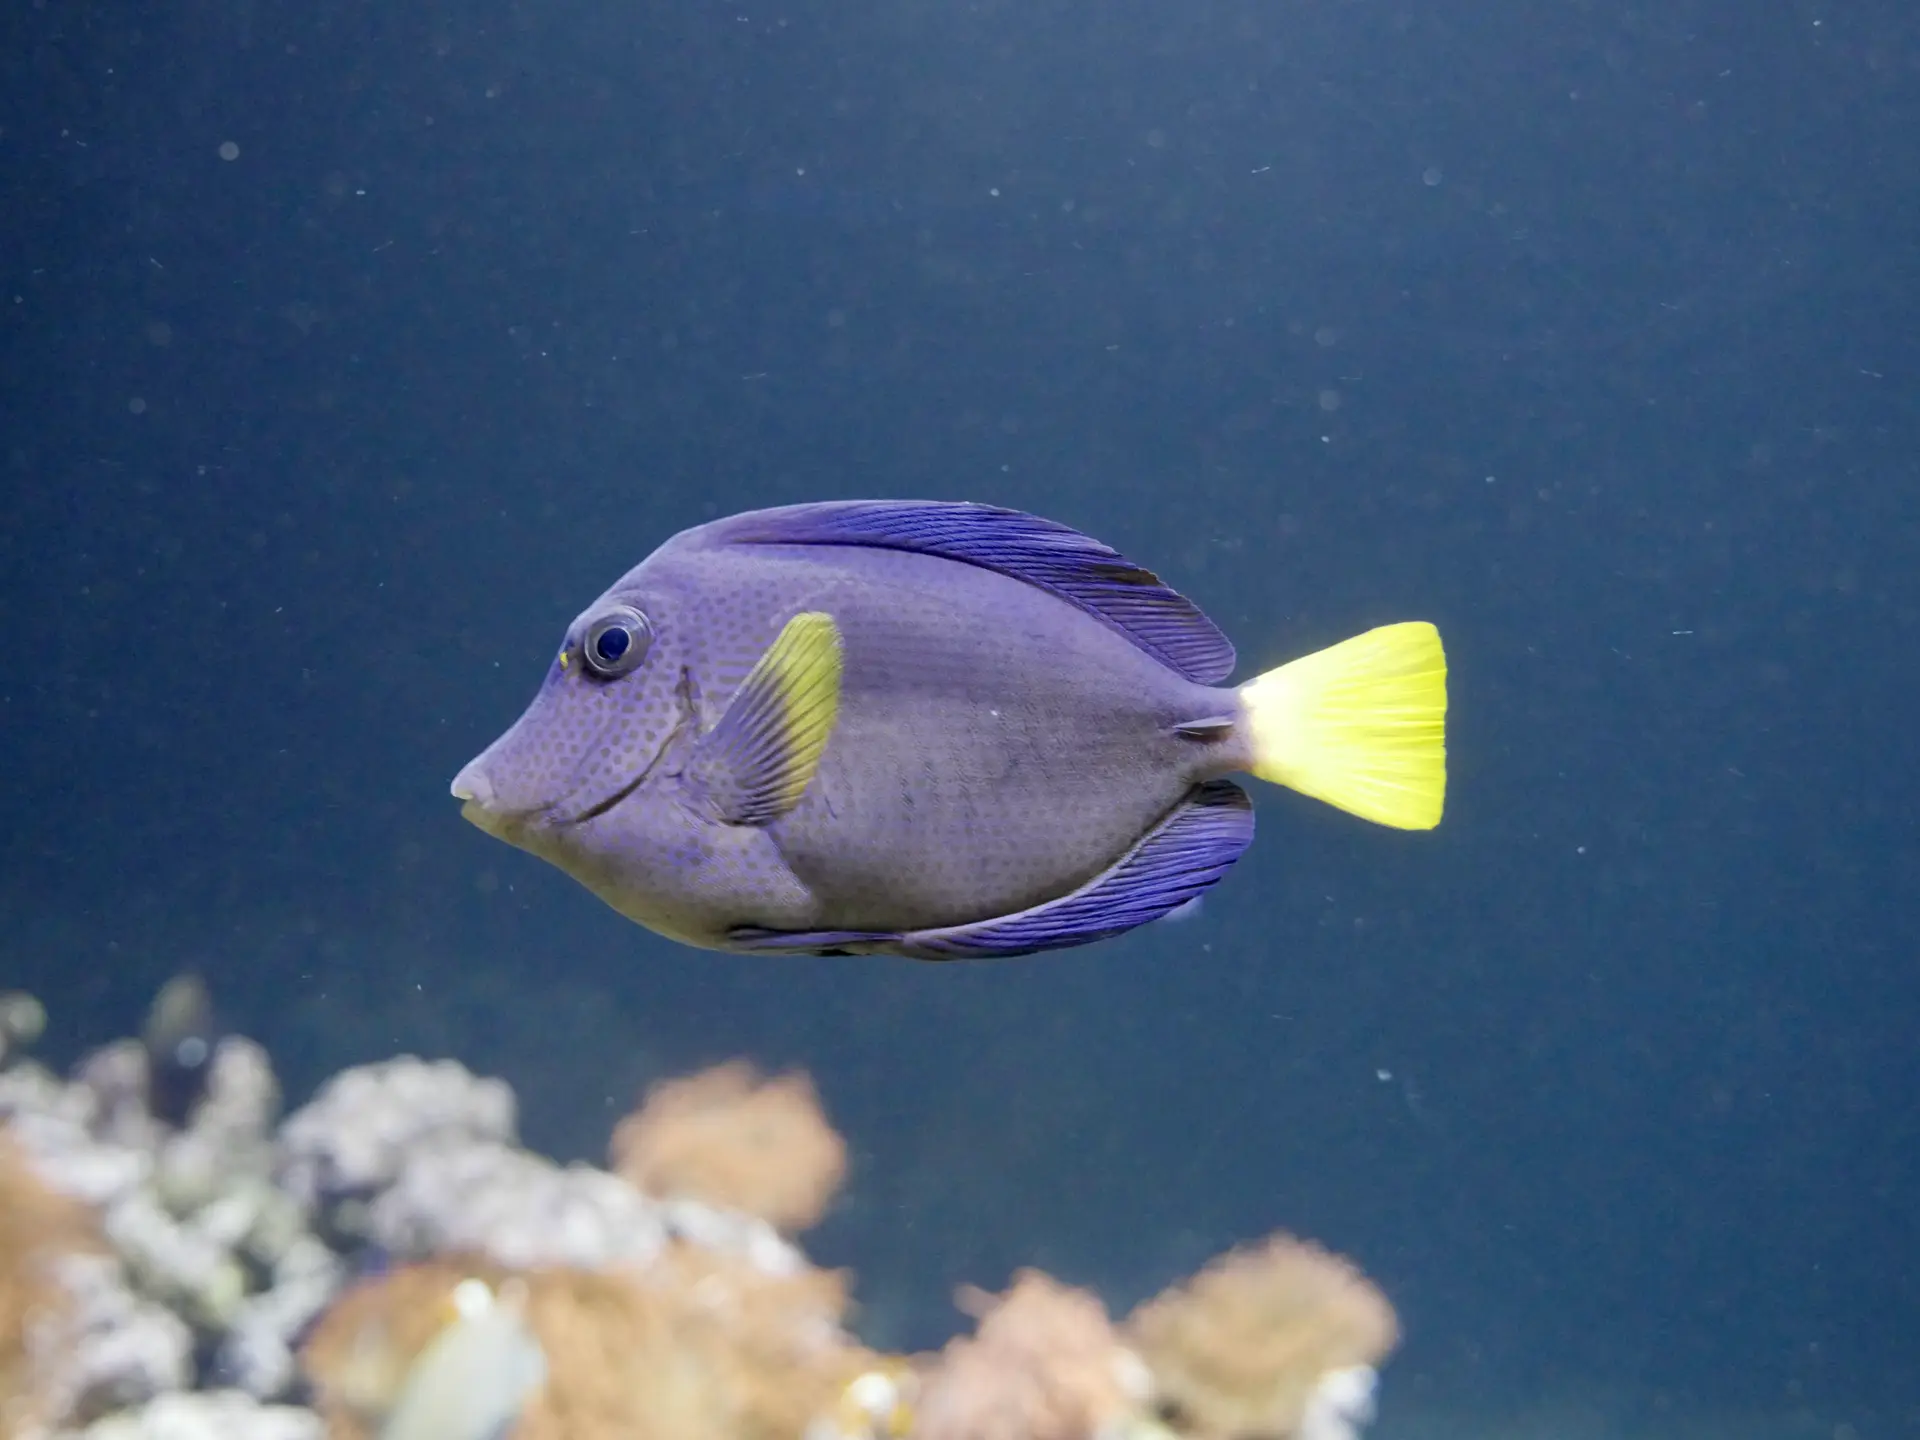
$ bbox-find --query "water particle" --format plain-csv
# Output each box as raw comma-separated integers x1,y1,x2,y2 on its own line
218,141,240,161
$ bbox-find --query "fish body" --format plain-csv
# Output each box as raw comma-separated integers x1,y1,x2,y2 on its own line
143,974,220,1126
379,1278,546,1440
453,501,1446,959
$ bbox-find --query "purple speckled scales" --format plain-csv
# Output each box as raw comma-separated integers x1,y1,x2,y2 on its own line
729,779,1254,959
702,499,1238,684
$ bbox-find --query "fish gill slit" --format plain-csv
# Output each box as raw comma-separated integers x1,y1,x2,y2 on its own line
565,676,698,826
569,768,649,825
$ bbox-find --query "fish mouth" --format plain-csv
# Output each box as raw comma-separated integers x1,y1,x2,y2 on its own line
458,793,541,842
452,695,686,836
450,764,650,838
451,765,556,841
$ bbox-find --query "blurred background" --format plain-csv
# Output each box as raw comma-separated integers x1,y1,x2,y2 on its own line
3,0,1916,1430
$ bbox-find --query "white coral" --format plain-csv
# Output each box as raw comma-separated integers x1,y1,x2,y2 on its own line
275,1058,516,1210
1297,1366,1378,1440
79,1389,324,1440
31,1253,195,1426
368,1136,668,1270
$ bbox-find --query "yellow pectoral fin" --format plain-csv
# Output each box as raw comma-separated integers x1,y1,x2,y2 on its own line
1239,620,1448,829
692,611,844,826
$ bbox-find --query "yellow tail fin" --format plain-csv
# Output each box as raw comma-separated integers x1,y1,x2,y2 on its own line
1238,621,1448,829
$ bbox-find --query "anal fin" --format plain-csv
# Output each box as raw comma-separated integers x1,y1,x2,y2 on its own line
725,927,898,958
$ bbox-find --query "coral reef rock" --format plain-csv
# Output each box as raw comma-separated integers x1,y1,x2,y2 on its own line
368,1138,670,1270
1,988,1402,1440
276,1057,516,1212
79,1389,324,1440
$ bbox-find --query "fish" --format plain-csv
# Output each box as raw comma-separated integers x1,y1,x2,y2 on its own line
378,1277,547,1440
142,973,220,1126
451,500,1446,960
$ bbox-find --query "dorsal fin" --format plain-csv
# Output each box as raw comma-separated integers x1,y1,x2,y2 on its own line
700,500,1236,684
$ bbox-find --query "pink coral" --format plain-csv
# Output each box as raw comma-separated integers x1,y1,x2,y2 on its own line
911,1270,1141,1440
1125,1234,1397,1440
302,1246,873,1440
0,1128,104,1436
610,1062,847,1233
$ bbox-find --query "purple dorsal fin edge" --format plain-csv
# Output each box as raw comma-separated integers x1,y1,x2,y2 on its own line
698,500,1237,685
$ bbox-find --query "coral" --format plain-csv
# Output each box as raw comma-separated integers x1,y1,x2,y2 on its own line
366,1137,670,1272
302,1246,872,1440
154,1037,281,1214
3,987,1405,1440
277,1057,517,1213
74,1042,166,1156
611,1062,848,1233
214,1232,345,1401
2,1013,337,1417
28,1249,197,1428
911,1270,1146,1440
518,1259,856,1440
0,1057,153,1209
1,1128,106,1433
0,1122,197,1432
1124,1235,1397,1440
79,1388,325,1440
287,1062,812,1277
655,1196,809,1278
628,1243,871,1440
1291,1367,1379,1440
104,1187,249,1329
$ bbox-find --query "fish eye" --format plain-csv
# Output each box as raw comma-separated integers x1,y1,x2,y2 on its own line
579,605,652,678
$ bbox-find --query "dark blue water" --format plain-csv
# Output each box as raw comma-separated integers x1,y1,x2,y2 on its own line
4,0,1916,1427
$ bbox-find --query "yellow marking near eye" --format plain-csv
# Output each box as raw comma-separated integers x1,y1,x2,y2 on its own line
558,649,571,670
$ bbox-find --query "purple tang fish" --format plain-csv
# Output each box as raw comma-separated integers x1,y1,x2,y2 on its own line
452,501,1447,960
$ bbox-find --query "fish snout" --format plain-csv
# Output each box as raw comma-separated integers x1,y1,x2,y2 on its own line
450,760,494,806
451,759,518,839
